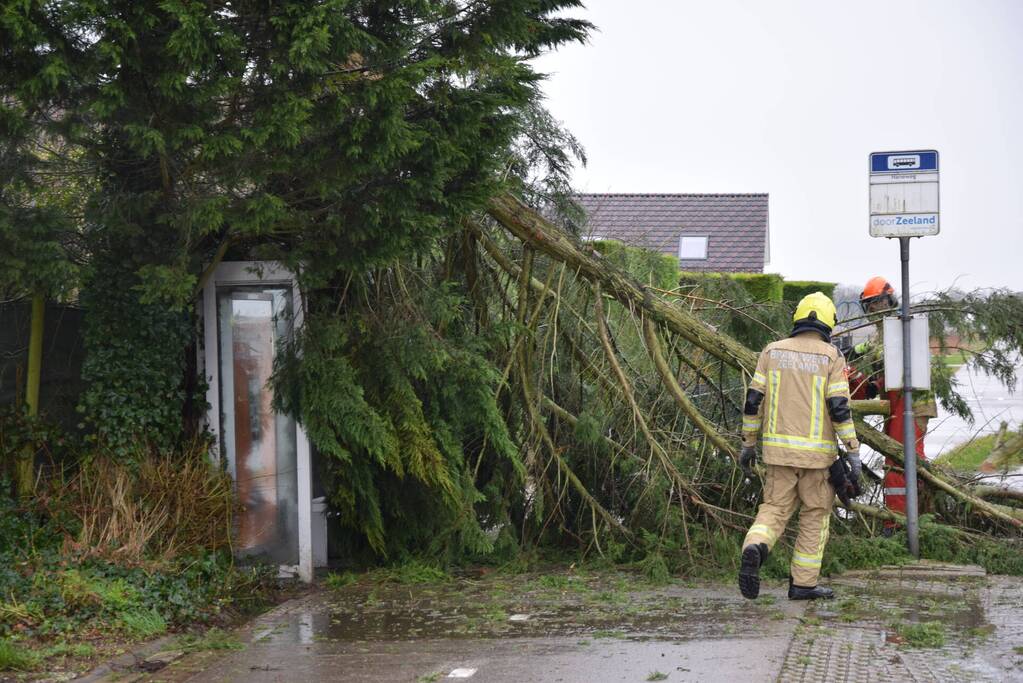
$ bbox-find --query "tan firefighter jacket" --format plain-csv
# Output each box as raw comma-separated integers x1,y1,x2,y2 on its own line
742,332,860,469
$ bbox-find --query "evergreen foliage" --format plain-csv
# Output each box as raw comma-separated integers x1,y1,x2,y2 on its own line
680,272,786,304
0,96,80,301
77,246,194,457
1,0,590,455
272,269,523,561
5,0,1021,576
846,288,1023,422
926,289,1023,415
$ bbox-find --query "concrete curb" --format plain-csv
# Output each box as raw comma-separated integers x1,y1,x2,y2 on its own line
76,634,180,683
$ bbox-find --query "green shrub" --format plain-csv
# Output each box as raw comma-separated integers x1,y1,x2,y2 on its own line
783,280,837,303
375,560,450,585
536,574,570,590
325,572,358,590
677,272,789,350
916,515,1023,575
78,254,195,458
680,271,784,303
638,551,671,585
821,533,911,576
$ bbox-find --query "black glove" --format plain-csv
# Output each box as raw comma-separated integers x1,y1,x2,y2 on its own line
829,452,864,507
846,448,862,483
740,446,757,478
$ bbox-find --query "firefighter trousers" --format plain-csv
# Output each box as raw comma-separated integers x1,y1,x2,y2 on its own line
742,464,833,587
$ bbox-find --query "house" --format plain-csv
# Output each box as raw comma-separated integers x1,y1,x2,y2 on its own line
574,193,770,273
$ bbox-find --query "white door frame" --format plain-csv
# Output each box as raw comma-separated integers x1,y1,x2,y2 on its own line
200,261,313,582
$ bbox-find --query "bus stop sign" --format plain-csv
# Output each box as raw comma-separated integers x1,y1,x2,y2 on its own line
869,150,939,237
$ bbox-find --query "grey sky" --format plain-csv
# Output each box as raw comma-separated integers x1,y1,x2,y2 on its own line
532,0,1023,297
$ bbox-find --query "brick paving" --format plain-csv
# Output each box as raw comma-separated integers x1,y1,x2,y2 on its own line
778,574,1023,682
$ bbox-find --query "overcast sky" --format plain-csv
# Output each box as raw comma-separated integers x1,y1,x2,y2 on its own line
532,0,1023,299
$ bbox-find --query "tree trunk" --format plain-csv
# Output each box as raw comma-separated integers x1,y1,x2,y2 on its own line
17,294,44,502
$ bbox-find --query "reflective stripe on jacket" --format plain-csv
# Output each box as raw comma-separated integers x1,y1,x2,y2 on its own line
742,332,861,469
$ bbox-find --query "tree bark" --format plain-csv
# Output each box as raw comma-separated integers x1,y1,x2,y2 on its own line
17,294,44,502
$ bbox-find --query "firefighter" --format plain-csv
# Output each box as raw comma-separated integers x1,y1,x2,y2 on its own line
848,276,936,532
737,292,862,601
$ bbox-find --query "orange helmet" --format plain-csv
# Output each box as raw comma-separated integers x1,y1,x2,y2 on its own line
859,276,898,312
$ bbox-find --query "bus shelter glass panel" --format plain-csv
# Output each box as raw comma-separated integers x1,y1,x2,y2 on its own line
216,287,298,566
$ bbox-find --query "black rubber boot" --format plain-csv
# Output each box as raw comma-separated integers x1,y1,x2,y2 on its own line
738,543,768,600
787,578,835,601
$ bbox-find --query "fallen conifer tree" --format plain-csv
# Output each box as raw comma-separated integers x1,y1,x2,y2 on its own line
478,193,1023,541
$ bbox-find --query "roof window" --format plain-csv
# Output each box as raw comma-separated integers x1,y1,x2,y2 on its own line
679,236,708,260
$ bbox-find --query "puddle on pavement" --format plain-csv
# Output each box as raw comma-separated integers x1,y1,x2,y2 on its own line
812,584,991,645
249,572,788,645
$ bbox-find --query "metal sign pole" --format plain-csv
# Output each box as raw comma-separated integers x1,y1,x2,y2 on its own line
869,149,936,558
899,236,920,557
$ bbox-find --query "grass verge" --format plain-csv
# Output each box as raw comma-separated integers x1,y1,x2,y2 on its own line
934,434,999,471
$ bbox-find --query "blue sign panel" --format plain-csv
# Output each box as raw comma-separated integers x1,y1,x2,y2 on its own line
870,150,938,174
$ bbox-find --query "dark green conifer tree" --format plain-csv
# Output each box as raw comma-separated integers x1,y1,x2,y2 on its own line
2,0,590,551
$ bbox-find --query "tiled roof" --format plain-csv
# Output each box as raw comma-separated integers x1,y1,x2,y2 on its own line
574,193,769,272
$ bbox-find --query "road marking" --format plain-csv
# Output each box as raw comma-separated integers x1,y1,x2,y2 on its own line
447,668,477,678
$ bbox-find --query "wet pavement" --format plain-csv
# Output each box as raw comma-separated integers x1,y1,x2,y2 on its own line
780,568,1023,682
87,564,1023,683
117,568,807,683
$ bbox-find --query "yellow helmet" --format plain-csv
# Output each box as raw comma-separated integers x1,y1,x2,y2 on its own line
793,292,836,330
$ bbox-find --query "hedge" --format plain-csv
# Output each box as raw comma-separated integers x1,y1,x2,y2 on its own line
783,280,837,303
679,271,784,303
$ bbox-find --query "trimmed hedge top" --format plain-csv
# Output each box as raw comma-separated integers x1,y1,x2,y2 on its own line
679,272,837,305
680,271,784,303
782,280,837,303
